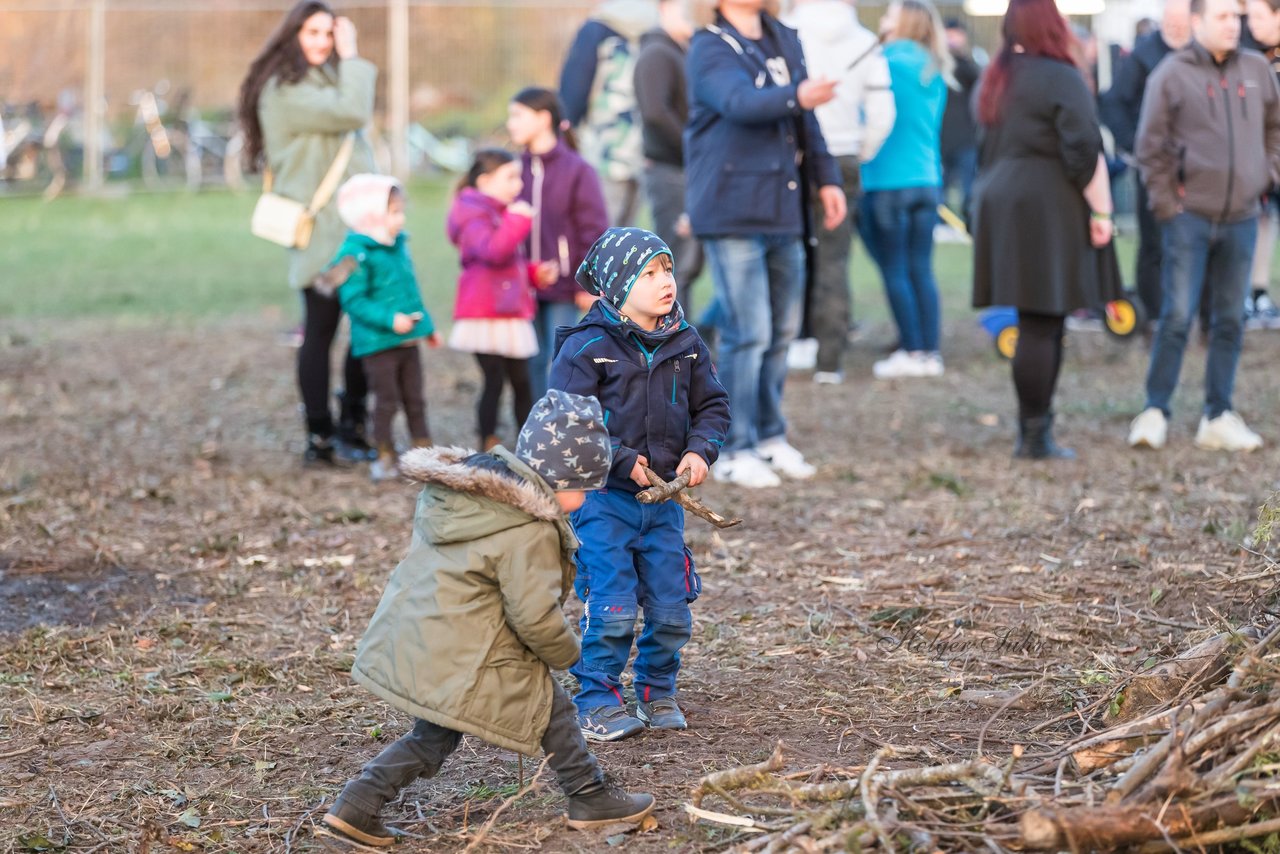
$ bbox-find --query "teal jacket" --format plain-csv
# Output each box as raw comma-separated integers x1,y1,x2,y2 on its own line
334,232,435,359
860,40,946,192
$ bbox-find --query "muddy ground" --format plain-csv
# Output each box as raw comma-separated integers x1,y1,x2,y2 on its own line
2,315,1279,853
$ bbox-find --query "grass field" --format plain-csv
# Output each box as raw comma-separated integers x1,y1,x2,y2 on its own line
0,180,1139,327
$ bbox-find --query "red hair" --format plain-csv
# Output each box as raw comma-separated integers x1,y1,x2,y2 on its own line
977,0,1080,126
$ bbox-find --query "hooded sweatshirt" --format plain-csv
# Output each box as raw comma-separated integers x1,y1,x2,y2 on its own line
350,446,581,755
332,174,434,359
1136,40,1280,223
446,187,538,321
558,0,658,182
785,0,896,161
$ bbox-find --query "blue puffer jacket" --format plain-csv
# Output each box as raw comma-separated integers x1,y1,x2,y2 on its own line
549,302,730,493
683,12,840,238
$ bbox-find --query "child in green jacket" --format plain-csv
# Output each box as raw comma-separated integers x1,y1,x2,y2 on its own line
332,173,441,481
322,390,655,847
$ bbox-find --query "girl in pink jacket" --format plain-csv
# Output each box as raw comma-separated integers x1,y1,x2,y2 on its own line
447,149,558,449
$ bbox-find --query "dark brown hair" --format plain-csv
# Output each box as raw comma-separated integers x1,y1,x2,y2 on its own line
458,148,516,194
237,1,337,172
511,87,578,151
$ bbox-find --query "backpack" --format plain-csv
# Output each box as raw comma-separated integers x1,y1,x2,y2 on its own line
580,33,644,183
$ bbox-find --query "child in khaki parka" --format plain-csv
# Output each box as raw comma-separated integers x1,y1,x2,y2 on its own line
322,390,654,847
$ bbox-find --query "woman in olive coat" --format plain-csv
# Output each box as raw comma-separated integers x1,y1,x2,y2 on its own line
238,1,377,464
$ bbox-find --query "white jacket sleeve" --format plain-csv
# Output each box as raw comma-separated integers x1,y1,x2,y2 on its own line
852,48,895,163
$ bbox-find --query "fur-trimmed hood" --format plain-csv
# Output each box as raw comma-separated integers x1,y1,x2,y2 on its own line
397,445,566,544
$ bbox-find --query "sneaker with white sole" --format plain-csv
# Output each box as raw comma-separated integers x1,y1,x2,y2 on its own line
813,370,844,385
1128,407,1168,449
578,705,645,742
1195,411,1263,451
873,349,928,379
919,352,944,377
715,451,782,488
787,337,819,371
757,437,816,479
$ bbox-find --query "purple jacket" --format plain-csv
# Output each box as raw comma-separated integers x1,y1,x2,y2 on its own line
518,142,609,304
446,188,537,321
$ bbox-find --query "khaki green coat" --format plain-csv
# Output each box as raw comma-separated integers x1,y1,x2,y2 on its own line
350,446,581,755
258,58,377,287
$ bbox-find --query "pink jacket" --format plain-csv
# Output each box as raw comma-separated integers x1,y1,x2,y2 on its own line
447,188,538,320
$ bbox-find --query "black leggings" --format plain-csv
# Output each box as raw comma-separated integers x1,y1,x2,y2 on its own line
475,354,532,441
298,287,367,436
1012,312,1065,421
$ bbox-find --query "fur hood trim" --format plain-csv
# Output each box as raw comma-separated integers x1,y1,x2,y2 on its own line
397,446,562,522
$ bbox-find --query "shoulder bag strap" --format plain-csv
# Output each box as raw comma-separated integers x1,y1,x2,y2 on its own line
306,132,355,215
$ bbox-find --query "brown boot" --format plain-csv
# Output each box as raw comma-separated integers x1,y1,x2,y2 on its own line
482,434,501,451
412,436,433,449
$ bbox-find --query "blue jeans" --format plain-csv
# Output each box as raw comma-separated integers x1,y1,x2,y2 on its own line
529,300,583,400
569,489,700,711
858,186,942,353
1145,212,1255,419
702,235,805,453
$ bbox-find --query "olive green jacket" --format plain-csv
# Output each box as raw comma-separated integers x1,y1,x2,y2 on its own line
350,446,581,755
258,58,377,287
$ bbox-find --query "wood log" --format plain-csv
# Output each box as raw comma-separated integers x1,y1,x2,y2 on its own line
1020,793,1280,850
691,741,786,808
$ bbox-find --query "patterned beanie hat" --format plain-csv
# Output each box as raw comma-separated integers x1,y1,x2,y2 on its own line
515,390,613,491
576,227,674,307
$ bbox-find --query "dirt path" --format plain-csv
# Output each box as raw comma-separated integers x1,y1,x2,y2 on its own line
1,317,1278,852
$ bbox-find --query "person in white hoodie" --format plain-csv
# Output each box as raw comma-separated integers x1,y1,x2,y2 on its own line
786,0,895,384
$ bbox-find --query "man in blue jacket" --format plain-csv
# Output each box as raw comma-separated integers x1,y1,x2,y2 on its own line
684,0,845,489
550,227,730,741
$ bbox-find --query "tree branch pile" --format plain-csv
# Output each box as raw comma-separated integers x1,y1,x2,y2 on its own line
686,621,1280,852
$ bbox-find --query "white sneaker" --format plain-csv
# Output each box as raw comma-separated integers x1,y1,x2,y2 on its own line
813,371,844,385
873,349,927,379
787,338,819,371
715,451,782,488
918,352,944,377
757,437,816,479
1195,411,1263,452
1128,407,1168,449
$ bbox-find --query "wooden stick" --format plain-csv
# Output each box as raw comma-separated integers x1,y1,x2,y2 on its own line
636,470,691,504
692,741,785,807
641,466,743,529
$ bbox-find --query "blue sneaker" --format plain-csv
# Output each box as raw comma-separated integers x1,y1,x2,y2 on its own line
636,696,687,730
578,705,645,742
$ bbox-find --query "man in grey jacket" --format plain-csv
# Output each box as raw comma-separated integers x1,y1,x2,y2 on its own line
1129,0,1280,453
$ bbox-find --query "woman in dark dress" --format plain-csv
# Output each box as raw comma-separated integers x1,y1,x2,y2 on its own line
971,0,1119,460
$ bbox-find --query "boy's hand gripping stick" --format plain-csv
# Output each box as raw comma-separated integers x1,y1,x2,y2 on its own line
636,467,743,529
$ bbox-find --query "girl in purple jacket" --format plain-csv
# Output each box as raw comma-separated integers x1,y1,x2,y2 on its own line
506,87,611,399
447,149,557,449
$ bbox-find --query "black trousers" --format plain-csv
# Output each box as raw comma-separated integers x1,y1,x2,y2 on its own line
475,354,532,441
334,680,601,817
1012,312,1065,421
298,287,367,436
363,345,429,450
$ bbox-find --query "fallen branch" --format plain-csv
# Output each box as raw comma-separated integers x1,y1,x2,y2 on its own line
640,466,742,529
461,755,550,853
691,741,785,808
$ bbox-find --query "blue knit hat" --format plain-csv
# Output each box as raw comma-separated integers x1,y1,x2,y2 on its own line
515,390,613,491
576,228,685,334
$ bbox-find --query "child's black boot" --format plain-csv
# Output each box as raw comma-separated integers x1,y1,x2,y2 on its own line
304,433,345,468
322,799,395,847
566,776,655,830
1014,414,1076,460
335,390,377,461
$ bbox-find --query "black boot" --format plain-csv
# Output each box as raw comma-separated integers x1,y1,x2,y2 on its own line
1014,414,1076,460
304,433,355,468
566,777,655,830
335,390,377,462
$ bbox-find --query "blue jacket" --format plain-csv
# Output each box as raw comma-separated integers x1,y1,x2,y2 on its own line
860,40,946,192
550,302,730,494
684,13,840,238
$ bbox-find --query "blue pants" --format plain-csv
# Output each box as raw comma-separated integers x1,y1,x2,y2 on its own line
858,186,942,353
702,234,806,453
569,489,700,712
529,300,583,400
1145,212,1256,419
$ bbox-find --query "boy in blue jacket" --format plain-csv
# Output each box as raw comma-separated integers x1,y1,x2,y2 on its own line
549,226,730,741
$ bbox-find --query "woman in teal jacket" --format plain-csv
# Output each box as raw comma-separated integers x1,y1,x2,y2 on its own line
238,1,377,465
858,0,954,380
